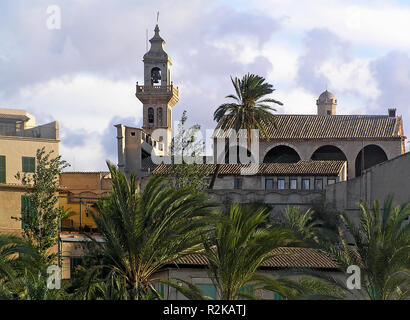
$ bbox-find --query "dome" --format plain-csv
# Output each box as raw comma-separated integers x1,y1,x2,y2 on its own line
318,90,336,103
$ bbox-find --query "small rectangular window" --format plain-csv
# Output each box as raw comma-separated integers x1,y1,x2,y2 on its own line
265,178,273,190
22,157,35,173
130,132,136,136
327,178,336,185
302,179,310,190
290,179,297,190
277,179,285,190
315,179,323,190
234,178,243,190
0,155,5,183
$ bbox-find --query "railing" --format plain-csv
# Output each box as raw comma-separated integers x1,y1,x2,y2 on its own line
59,195,103,233
136,83,178,96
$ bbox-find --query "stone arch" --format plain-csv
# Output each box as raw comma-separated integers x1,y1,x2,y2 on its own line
355,144,388,177
263,145,301,163
310,145,347,161
151,67,162,85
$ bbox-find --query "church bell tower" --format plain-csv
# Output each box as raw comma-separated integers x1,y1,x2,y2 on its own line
136,24,179,152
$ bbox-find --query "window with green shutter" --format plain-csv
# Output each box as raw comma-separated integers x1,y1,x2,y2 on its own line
22,157,35,173
0,156,5,183
274,292,286,300
239,284,254,300
197,284,217,300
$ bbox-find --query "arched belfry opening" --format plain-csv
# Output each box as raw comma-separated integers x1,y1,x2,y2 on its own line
151,67,162,85
311,145,347,161
263,145,301,163
355,144,388,177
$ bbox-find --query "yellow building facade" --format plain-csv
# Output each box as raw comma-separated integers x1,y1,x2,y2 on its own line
0,108,59,234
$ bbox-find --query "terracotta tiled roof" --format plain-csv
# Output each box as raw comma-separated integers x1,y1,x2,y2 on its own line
214,115,403,140
153,160,345,176
170,247,338,270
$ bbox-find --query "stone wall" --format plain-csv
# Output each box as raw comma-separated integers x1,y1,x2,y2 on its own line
326,152,410,220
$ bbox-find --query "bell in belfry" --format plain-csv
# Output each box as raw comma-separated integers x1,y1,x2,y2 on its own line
151,67,161,84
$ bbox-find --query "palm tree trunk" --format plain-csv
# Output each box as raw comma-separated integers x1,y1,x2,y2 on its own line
208,140,229,189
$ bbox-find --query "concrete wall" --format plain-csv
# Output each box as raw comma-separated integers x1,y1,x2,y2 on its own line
23,121,59,140
0,185,26,234
208,189,325,216
326,152,410,219
0,136,59,184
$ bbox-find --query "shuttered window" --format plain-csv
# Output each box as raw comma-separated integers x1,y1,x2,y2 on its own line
22,157,35,173
197,284,217,300
0,156,5,183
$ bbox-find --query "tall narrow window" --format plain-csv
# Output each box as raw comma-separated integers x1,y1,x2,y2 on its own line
0,156,5,183
22,157,35,173
290,179,297,190
234,178,243,190
265,178,273,190
277,179,285,190
315,179,323,190
148,108,154,125
302,179,310,190
157,107,163,126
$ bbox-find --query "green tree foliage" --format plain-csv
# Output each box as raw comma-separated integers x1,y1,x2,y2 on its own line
210,73,283,188
324,196,410,300
84,162,215,300
15,147,70,265
203,203,293,300
168,110,210,191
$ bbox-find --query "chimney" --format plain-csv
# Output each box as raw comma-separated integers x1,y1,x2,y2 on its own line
388,108,396,117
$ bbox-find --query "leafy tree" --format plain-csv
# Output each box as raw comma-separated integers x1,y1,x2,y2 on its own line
168,110,210,191
15,147,70,265
85,162,215,300
324,196,410,300
209,73,283,189
203,203,293,300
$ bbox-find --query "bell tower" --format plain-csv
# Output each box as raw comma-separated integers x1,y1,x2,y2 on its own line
136,24,179,152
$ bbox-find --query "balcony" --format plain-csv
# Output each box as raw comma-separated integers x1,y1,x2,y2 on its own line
136,84,179,97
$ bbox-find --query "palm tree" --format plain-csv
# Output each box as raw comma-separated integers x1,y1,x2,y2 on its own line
324,196,410,300
280,207,321,243
0,234,42,299
209,73,283,189
203,203,293,300
86,162,216,300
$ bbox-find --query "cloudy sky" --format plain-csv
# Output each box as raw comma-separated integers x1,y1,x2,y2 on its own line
1,0,409,171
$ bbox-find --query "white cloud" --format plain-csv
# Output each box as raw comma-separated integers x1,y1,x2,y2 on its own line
255,0,410,51
15,75,141,134
318,58,380,99
60,132,109,172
